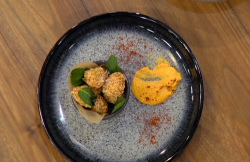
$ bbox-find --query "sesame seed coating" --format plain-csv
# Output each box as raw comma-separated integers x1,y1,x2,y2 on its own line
103,72,126,104
84,67,108,88
70,85,92,108
103,93,123,104
90,87,102,95
92,95,108,114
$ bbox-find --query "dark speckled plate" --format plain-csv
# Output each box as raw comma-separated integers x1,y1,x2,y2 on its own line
38,12,203,162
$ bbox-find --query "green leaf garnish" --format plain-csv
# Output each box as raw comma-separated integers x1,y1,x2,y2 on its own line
71,68,87,86
116,66,122,73
78,87,96,107
111,97,126,114
106,55,122,73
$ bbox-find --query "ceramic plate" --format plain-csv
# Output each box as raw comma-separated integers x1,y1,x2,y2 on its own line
38,12,203,162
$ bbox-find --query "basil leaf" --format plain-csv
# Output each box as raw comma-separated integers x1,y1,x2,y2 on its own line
116,66,122,73
111,97,126,114
78,87,96,107
106,55,122,73
71,68,86,86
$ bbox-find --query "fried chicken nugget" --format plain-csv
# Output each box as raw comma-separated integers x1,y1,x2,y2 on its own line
84,67,108,88
90,87,102,95
92,95,108,114
102,72,126,104
71,85,92,108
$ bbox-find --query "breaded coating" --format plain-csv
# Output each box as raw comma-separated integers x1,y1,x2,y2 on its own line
90,87,102,95
84,67,108,88
71,85,92,108
103,72,126,104
103,93,122,104
92,95,108,114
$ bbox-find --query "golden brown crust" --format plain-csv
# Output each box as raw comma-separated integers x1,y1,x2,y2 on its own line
84,67,108,88
70,85,92,108
102,72,126,103
92,95,108,114
90,87,102,95
103,93,123,104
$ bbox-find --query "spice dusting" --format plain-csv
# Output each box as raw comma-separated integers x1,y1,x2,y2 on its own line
112,36,148,68
137,113,172,146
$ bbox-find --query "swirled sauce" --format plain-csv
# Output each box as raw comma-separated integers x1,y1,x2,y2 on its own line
132,56,182,105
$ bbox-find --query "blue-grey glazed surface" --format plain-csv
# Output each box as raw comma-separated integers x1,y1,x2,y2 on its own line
38,12,203,162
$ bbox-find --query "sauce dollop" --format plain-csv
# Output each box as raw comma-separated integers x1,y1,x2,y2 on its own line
131,57,182,105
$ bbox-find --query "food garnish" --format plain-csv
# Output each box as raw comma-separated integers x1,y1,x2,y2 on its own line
106,55,122,73
78,87,97,107
112,97,126,114
70,68,87,86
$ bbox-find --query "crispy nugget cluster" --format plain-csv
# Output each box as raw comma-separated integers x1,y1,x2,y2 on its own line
71,66,126,115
